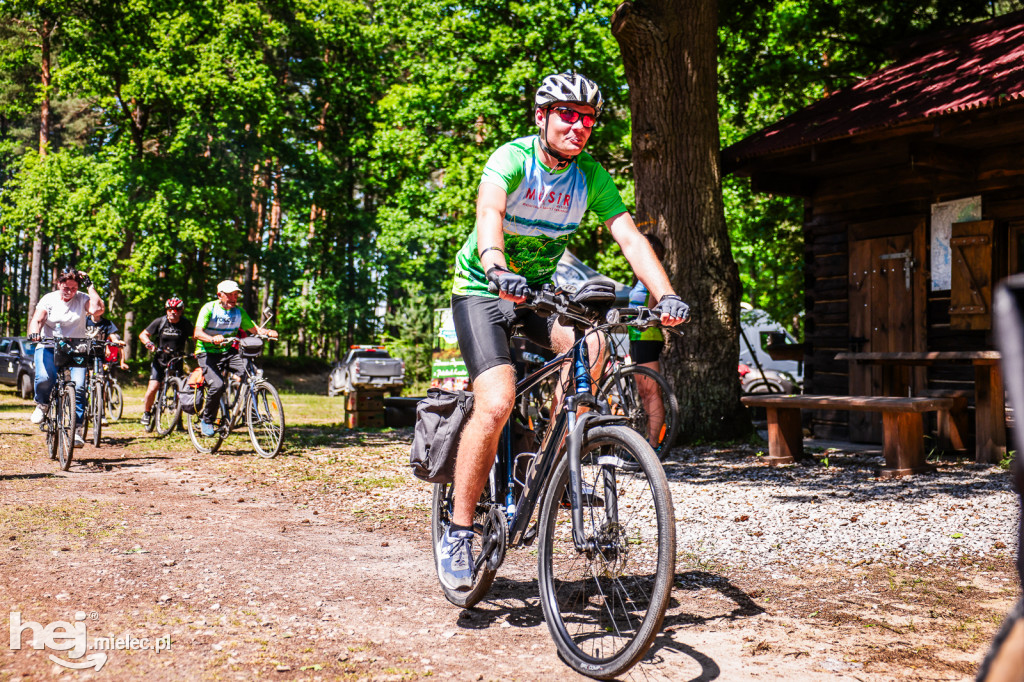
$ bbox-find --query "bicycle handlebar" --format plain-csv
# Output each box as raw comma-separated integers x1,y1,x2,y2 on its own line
488,282,683,335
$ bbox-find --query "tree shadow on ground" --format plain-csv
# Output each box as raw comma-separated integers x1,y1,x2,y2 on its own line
0,472,58,481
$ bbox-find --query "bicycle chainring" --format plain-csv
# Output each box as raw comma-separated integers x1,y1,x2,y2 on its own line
481,506,508,572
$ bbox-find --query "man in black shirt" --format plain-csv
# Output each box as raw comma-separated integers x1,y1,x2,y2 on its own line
138,296,193,428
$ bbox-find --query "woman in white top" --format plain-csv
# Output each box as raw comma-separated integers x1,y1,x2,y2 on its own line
26,268,105,446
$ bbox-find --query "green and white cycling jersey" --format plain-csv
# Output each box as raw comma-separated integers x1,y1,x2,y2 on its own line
452,135,628,297
194,300,255,355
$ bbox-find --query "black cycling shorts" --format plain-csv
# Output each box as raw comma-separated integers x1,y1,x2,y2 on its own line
630,340,664,365
149,358,183,382
452,294,554,381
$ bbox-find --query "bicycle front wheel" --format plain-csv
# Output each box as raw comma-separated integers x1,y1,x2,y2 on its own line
91,383,103,446
537,424,676,679
57,385,77,471
185,387,226,454
156,377,183,436
45,391,59,461
105,382,123,422
246,383,285,458
599,365,679,458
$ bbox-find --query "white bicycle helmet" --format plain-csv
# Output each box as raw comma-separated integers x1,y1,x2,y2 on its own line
535,72,603,117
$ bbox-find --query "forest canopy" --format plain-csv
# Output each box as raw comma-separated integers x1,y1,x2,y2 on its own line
0,0,1016,383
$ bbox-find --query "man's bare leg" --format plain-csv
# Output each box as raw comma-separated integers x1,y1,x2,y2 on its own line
636,360,665,447
452,364,516,528
143,379,160,413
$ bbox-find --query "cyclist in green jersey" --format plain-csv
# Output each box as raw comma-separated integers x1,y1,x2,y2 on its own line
192,280,277,437
436,72,691,591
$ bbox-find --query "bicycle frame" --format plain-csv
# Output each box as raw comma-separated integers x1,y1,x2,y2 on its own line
483,322,626,559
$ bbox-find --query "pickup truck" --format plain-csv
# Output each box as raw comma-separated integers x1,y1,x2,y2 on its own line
327,346,405,396
0,336,37,400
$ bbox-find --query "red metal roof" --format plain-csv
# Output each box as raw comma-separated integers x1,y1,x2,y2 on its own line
723,12,1024,166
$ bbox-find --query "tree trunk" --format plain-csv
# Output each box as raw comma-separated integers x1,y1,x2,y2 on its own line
612,0,749,441
28,17,54,321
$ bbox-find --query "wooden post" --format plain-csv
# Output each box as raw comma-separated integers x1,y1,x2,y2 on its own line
765,407,802,466
974,362,1006,464
880,412,934,478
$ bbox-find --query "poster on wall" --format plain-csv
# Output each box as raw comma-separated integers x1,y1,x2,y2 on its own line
930,196,982,290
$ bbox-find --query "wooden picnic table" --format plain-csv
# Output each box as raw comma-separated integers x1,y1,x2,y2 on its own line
834,351,1004,464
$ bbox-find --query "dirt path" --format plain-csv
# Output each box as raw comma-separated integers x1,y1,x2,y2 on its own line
0,401,1017,681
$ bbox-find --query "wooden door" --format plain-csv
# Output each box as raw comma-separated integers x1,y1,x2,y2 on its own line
848,234,919,442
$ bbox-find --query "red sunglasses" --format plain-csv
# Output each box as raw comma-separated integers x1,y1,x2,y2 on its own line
551,106,597,129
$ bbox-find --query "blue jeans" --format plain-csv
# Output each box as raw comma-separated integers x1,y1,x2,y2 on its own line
34,345,87,425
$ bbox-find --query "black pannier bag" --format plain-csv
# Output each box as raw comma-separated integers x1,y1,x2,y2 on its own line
179,387,198,415
410,388,474,484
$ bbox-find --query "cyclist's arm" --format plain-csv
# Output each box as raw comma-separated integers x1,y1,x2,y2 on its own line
476,182,508,272
27,306,47,336
194,326,223,345
607,212,683,324
85,285,105,319
242,309,277,339
476,181,527,304
139,329,153,350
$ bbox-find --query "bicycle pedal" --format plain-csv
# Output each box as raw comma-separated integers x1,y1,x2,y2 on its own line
522,525,538,546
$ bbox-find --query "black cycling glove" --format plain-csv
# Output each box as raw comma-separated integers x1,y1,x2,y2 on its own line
486,266,530,300
78,272,92,290
28,332,40,342
653,294,690,322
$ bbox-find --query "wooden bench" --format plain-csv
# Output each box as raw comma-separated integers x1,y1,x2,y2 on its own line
740,395,957,478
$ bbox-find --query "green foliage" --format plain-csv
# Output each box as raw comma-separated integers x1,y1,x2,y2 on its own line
0,0,1018,382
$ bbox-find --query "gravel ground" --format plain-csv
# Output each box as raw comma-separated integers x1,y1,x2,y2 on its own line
663,440,1020,570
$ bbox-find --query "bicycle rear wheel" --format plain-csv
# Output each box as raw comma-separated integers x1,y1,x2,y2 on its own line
105,381,123,422
185,387,226,453
599,365,679,458
91,383,103,446
537,424,675,679
246,382,285,458
156,377,183,436
57,384,76,471
430,482,498,608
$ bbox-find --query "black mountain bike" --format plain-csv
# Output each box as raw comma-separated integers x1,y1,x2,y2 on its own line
430,285,676,680
44,338,101,470
102,369,124,422
81,340,123,447
146,349,189,436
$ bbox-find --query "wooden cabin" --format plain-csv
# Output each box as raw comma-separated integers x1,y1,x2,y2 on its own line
723,11,1024,446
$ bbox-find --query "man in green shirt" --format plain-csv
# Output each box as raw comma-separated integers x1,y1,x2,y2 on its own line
193,280,277,437
435,72,690,592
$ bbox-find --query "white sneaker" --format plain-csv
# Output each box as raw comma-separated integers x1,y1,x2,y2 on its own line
74,433,85,448
30,404,48,424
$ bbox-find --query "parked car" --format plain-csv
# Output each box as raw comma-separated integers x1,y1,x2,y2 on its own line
327,345,405,396
739,363,799,395
0,336,37,400
739,304,803,394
